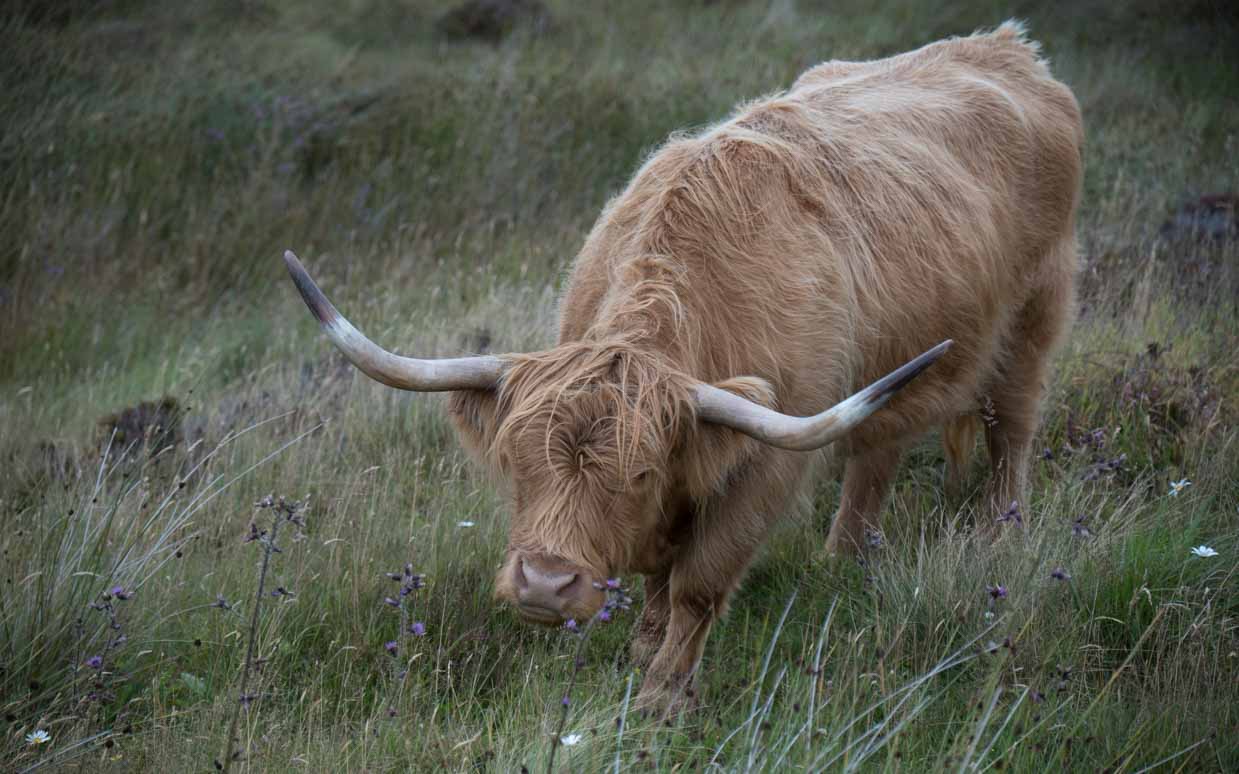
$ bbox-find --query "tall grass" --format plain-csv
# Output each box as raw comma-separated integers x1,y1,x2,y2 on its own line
2,0,1237,770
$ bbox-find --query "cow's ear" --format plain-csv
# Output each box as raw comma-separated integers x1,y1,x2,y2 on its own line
683,376,777,498
447,388,505,472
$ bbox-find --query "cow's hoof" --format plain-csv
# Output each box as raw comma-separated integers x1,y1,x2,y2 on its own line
822,534,860,559
634,672,698,721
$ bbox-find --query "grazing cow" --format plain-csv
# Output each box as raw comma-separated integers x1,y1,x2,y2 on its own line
284,21,1082,711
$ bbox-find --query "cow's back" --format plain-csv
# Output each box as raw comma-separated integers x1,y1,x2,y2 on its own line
558,22,1082,446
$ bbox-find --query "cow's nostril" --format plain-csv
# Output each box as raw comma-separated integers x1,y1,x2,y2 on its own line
519,558,579,598
556,573,582,599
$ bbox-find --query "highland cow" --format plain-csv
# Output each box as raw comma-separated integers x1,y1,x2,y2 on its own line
284,21,1082,711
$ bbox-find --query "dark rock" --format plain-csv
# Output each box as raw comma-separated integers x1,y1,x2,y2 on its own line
436,0,551,42
97,396,183,457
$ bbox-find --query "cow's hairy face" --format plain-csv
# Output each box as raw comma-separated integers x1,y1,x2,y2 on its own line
448,344,693,625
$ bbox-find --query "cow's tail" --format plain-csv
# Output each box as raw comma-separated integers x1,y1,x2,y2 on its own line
942,413,981,494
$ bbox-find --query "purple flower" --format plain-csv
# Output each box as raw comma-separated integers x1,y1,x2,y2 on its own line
996,501,1022,525
564,618,579,633
605,578,621,590
85,655,103,669
987,584,1008,600
561,696,571,707
109,585,133,601
597,609,612,623
409,622,426,637
384,641,398,655
384,597,400,608
1051,567,1071,581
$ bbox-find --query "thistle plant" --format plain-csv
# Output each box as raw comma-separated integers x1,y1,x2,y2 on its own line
380,561,428,711
546,579,633,774
219,495,306,773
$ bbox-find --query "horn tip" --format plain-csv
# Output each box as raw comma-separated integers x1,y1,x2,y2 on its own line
864,340,953,405
282,250,337,326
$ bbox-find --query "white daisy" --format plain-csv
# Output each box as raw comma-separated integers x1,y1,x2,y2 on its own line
1190,545,1218,558
26,730,51,746
560,733,582,746
1169,478,1191,497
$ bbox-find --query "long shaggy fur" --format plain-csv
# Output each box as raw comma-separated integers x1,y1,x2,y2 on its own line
448,22,1083,703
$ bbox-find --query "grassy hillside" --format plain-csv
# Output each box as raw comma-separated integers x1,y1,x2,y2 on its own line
2,0,1236,770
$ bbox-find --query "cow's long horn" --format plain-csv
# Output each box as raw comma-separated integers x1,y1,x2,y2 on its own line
283,250,505,391
693,340,953,451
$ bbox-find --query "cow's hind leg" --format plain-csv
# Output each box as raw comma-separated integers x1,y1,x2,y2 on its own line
984,271,1073,526
825,445,904,555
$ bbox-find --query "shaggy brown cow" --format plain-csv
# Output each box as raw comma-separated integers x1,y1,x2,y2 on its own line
284,21,1082,711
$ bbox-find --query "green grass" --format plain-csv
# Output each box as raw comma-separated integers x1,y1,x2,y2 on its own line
2,0,1237,770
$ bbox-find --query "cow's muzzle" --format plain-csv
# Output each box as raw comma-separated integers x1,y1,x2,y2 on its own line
500,554,605,625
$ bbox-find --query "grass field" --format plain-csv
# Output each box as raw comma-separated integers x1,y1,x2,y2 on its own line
2,0,1237,771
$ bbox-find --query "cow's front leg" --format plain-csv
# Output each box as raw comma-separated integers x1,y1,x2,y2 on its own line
630,567,671,667
639,507,773,713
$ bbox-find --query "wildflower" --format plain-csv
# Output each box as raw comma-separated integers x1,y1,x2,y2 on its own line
983,610,995,622
561,696,571,707
560,733,582,746
864,527,885,548
1169,478,1191,497
1190,545,1218,558
564,619,579,633
384,597,400,608
987,584,1008,600
26,730,51,746
1051,567,1071,581
1072,516,1091,538
409,622,426,637
86,655,103,669
384,641,398,656
457,521,476,528
598,609,612,623
109,585,133,601
605,578,621,590
996,501,1022,525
